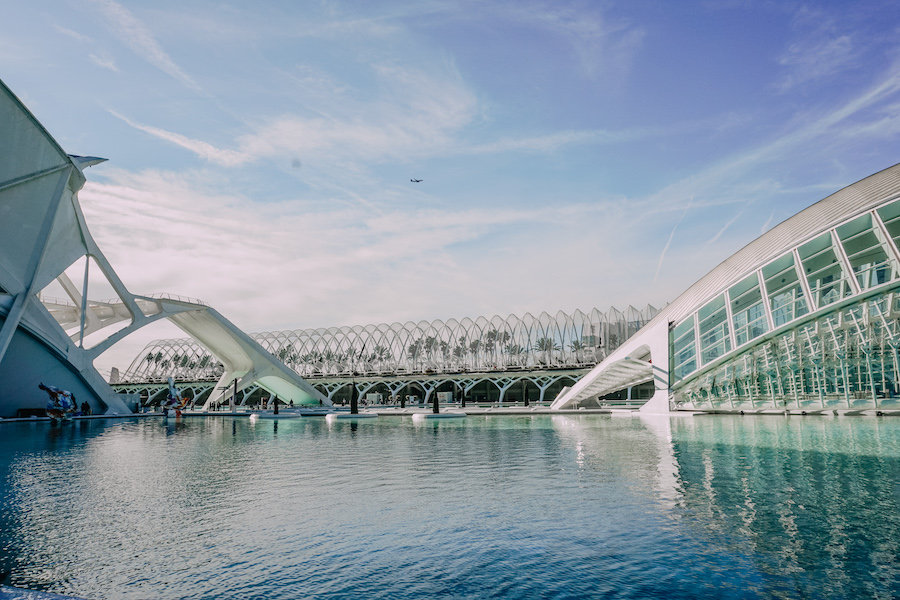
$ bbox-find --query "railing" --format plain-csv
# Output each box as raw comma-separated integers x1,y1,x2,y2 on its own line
145,292,208,306
38,295,78,307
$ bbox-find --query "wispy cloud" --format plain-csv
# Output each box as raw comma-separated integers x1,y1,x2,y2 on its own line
464,128,646,154
760,210,776,234
53,24,92,43
776,7,862,91
89,0,201,92
76,167,666,336
706,209,744,245
89,52,118,72
498,3,644,80
109,110,252,167
238,62,478,163
635,59,900,218
654,204,690,283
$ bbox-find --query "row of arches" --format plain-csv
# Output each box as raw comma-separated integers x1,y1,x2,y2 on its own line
122,305,659,382
115,371,585,409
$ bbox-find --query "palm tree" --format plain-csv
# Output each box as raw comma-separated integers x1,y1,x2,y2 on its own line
569,339,587,364
423,335,437,365
503,343,526,366
533,337,560,366
469,339,482,369
484,329,498,366
452,343,466,365
407,339,424,370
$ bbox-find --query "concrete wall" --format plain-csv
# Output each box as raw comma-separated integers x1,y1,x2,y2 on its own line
0,316,104,417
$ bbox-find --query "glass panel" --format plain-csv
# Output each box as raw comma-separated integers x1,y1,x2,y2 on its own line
698,295,731,364
798,233,852,309
876,199,900,251
836,213,894,290
671,317,697,380
762,253,808,327
730,273,768,346
672,283,900,410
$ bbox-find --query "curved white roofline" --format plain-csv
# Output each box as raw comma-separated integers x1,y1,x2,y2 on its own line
553,162,900,412
651,162,900,330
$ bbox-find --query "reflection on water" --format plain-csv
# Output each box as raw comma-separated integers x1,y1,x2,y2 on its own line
0,415,896,599
669,416,899,599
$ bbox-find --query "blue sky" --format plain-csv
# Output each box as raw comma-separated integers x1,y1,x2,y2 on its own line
3,1,900,371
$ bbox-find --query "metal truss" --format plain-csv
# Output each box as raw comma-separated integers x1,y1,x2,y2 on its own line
115,368,588,406
121,305,660,382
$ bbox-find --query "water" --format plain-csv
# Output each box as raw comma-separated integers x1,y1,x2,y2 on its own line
0,414,896,599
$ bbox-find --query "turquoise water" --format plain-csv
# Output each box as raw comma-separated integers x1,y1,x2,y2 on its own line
0,415,897,599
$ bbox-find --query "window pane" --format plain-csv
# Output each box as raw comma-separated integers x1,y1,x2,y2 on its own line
798,233,852,308
671,317,697,380
836,213,894,290
877,199,900,251
729,272,768,346
698,295,731,364
762,252,808,326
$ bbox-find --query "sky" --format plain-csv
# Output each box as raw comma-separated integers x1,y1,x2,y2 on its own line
3,0,900,375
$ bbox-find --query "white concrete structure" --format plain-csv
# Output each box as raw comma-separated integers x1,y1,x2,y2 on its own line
0,78,326,417
553,162,900,414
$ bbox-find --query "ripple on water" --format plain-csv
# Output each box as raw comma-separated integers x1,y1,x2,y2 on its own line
0,415,897,599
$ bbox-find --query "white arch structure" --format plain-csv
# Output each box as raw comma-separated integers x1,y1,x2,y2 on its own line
122,305,661,382
553,162,900,413
0,78,326,416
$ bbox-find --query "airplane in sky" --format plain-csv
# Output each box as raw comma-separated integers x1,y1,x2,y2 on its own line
410,178,422,183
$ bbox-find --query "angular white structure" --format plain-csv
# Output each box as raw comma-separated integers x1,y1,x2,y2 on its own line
0,79,326,417
554,163,900,413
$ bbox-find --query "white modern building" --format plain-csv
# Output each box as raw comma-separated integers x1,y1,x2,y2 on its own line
0,78,327,417
553,162,900,414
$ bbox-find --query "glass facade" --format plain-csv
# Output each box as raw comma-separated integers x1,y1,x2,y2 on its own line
763,253,808,327
698,294,731,364
670,199,900,410
729,272,768,345
672,317,697,380
675,290,900,410
836,213,893,289
798,232,853,308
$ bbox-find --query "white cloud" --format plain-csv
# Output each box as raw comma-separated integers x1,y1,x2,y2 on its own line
109,110,252,167
776,7,862,91
238,62,478,163
635,60,900,217
89,0,201,92
706,209,744,246
53,24,92,43
495,2,644,80
89,52,118,72
77,166,682,370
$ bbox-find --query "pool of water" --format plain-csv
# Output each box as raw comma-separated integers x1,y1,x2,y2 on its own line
0,414,897,599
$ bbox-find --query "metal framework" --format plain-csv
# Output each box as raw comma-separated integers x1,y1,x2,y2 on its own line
121,305,660,382
115,368,589,407
554,162,900,413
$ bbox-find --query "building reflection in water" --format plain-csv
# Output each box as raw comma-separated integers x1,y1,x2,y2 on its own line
551,413,898,598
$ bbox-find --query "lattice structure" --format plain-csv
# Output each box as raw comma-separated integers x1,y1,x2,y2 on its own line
554,162,900,413
122,305,660,382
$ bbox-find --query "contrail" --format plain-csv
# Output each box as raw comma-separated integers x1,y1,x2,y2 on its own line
654,203,690,283
707,209,744,245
